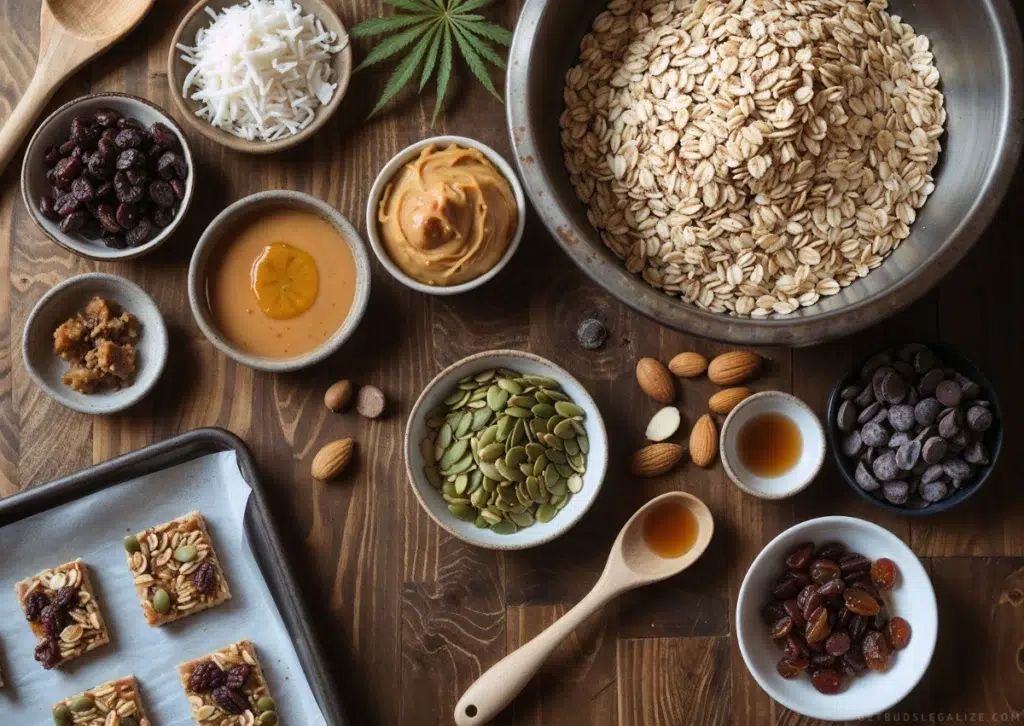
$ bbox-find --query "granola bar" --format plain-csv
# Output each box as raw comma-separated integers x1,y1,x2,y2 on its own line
178,640,279,726
15,559,109,670
125,511,232,626
52,676,152,726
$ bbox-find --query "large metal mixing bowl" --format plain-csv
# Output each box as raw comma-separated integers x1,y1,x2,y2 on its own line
508,0,1023,346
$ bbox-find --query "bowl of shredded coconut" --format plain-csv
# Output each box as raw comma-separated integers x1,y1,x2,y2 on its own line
168,0,351,153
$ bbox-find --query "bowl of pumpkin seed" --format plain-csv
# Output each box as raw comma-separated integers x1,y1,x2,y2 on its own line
405,350,609,549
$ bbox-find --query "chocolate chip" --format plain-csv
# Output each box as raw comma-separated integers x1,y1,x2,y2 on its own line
855,461,880,492
837,400,858,432
892,361,915,381
914,397,943,427
861,353,892,379
942,458,971,480
888,404,915,432
966,405,993,433
872,366,893,403
842,430,864,458
888,431,911,448
872,450,899,481
854,384,876,408
957,375,981,401
869,406,889,426
938,411,960,439
895,440,921,470
840,385,861,401
921,464,945,484
881,371,907,404
922,436,947,465
918,368,944,396
913,348,936,375
964,441,990,466
920,480,948,503
861,421,888,448
935,380,962,408
882,480,910,505
857,401,881,425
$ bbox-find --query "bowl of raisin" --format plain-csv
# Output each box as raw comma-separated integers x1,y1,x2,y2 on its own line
21,93,194,261
736,517,937,721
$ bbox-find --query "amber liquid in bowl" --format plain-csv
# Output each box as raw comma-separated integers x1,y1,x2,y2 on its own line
737,412,803,477
206,207,357,359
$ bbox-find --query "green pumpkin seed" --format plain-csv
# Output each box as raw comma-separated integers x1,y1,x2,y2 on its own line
578,434,590,454
70,696,94,713
571,420,587,436
174,545,198,563
256,697,278,714
444,453,474,475
497,378,523,395
478,424,499,447
509,395,537,408
490,519,517,535
474,369,496,382
546,448,567,464
448,504,475,521
478,460,503,481
516,482,533,506
504,406,532,419
556,492,573,510
495,459,526,482
546,415,565,432
455,411,473,437
440,439,469,470
471,487,489,508
509,419,526,447
554,401,586,418
525,442,546,461
471,407,493,430
569,453,586,473
454,474,469,495
481,508,503,525
504,446,528,467
519,462,533,477
524,375,560,388
531,403,556,418
478,442,506,462
487,386,509,411
567,474,584,493
509,510,535,528
534,454,548,476
473,516,489,528
553,419,578,439
468,469,483,489
564,438,580,457
536,504,557,523
124,535,140,553
442,482,458,498
556,463,576,479
548,478,568,496
152,588,171,614
543,434,564,450
543,388,569,401
496,415,514,441
457,378,477,390
535,391,552,404
53,705,72,726
544,463,559,488
259,712,279,725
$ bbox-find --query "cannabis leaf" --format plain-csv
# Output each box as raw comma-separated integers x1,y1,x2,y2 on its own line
351,0,514,123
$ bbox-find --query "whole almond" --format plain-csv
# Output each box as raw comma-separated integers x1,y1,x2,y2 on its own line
708,351,762,386
668,351,709,378
312,438,355,481
689,414,718,468
709,387,753,415
630,443,686,477
636,358,676,404
324,379,354,412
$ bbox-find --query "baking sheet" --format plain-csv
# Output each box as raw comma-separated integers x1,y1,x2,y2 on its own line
0,450,326,725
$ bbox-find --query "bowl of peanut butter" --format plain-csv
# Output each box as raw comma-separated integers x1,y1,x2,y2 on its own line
366,136,526,295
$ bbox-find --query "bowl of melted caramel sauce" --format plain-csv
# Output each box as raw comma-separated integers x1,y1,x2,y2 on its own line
189,191,370,372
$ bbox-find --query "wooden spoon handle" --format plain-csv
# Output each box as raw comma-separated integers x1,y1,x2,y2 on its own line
453,584,618,726
0,70,58,179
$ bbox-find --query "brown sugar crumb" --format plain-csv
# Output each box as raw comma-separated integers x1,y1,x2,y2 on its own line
53,296,142,394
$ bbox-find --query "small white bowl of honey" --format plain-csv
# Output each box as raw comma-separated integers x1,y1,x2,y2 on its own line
720,391,826,500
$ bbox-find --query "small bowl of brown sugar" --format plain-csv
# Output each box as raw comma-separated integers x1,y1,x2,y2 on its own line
22,273,169,415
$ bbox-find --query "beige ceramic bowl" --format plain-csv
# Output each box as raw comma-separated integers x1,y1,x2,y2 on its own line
405,350,609,550
167,0,352,154
187,190,371,373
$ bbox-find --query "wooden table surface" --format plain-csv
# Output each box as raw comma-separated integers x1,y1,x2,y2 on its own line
1,2,1022,724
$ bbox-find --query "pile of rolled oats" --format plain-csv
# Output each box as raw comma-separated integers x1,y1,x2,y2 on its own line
561,0,945,317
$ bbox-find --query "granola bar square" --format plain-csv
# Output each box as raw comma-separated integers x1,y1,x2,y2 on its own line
126,511,232,626
52,676,152,726
14,559,110,670
178,640,278,725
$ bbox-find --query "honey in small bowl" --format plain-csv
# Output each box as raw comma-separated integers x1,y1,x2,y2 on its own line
737,412,803,478
643,501,699,559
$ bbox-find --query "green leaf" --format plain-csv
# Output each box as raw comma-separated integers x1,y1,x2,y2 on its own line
450,0,495,12
383,0,439,12
368,27,435,117
452,19,506,68
419,22,444,91
350,13,432,39
432,26,454,125
454,19,513,46
355,23,430,72
452,24,500,99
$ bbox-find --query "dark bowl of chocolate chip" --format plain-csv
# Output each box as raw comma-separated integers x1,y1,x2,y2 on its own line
826,343,1003,516
21,93,194,261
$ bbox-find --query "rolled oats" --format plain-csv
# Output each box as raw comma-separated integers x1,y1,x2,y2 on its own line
178,640,278,726
561,0,945,317
52,676,152,726
15,559,110,669
126,511,232,626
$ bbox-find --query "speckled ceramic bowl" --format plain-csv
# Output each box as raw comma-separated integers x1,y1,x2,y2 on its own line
22,273,169,415
404,350,608,550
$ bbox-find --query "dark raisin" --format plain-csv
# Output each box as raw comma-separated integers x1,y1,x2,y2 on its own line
116,203,139,230
761,602,786,625
102,231,128,249
147,144,166,163
152,205,176,228
817,578,845,598
849,614,868,642
40,603,67,637
149,121,179,149
771,616,793,639
776,657,809,679
53,586,79,610
805,606,831,644
809,652,836,668
787,570,811,589
796,584,816,611
782,599,805,628
772,572,802,601
843,588,881,616
114,172,145,204
34,637,62,670
801,590,824,621
96,204,121,233
838,553,871,574
189,660,226,693
212,686,248,715
95,181,114,199
157,151,188,180
825,631,851,656
125,168,148,186
783,634,808,660
862,630,890,671
115,128,145,150
43,145,63,167
126,218,152,247
871,558,899,592
116,148,146,170
836,606,852,629
54,193,82,216
25,590,51,621
148,179,175,207
887,617,912,650
39,195,60,221
94,108,121,128
87,153,114,181
809,559,840,584
69,117,91,144
842,648,867,673
60,211,88,234
54,156,82,186
225,664,251,689
785,542,815,570
171,178,186,200
810,668,842,694
193,561,217,596
71,177,94,203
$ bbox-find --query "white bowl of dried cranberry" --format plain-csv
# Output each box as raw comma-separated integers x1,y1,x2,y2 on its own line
21,93,195,261
736,516,937,721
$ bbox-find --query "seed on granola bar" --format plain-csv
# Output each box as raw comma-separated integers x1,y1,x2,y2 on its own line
174,544,198,562
152,588,171,614
53,675,152,726
52,704,72,726
124,534,141,553
70,695,94,712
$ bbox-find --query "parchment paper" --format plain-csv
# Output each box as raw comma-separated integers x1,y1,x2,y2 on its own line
0,450,326,725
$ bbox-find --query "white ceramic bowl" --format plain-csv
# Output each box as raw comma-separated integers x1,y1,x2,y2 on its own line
22,273,169,415
365,136,526,295
737,517,938,721
720,391,826,499
187,190,371,373
404,350,608,550
21,93,195,261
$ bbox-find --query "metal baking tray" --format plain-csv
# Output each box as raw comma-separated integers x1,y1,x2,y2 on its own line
0,427,348,726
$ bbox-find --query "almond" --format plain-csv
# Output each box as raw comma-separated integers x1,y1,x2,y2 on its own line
636,357,676,403
689,414,718,468
645,406,682,442
630,443,686,477
709,387,753,415
708,351,762,386
668,351,708,378
311,438,355,481
324,379,354,412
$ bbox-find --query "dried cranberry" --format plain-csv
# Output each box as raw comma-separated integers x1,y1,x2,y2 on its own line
193,561,216,595
225,664,251,689
71,177,94,203
102,231,128,249
69,117,90,144
40,603,67,637
54,193,82,216
34,638,62,669
117,117,146,132
54,586,79,610
39,196,59,221
149,121,178,149
59,138,77,155
114,172,144,204
149,180,175,207
94,108,121,128
60,211,88,234
190,660,227,692
152,206,176,228
116,148,145,170
157,151,188,180
53,156,82,187
114,127,145,150
25,590,51,621
43,145,63,167
126,218,152,247
96,204,121,233
95,181,114,199
212,686,248,715
171,179,186,199
116,203,139,230
87,153,114,181
102,127,119,144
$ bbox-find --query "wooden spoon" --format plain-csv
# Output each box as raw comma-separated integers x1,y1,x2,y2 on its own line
454,491,715,726
0,0,155,177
